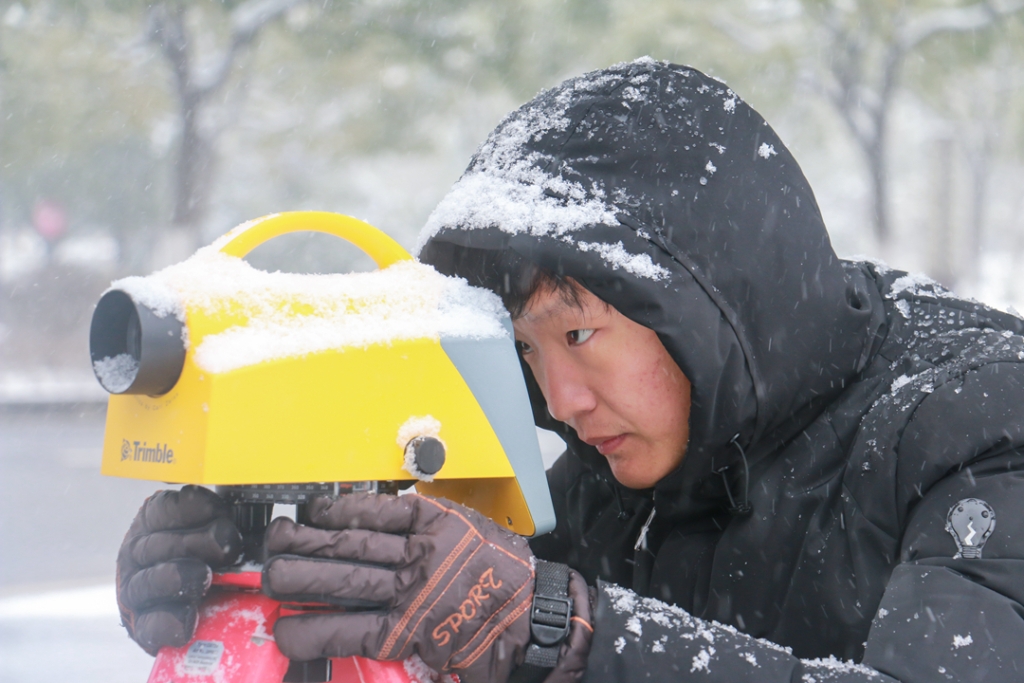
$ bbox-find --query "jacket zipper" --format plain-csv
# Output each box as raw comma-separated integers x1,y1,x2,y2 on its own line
634,504,657,552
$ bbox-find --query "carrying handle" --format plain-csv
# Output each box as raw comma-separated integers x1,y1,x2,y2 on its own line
218,211,412,268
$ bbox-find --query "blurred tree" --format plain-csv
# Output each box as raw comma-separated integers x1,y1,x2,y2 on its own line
146,0,303,249
909,17,1024,287
801,0,1024,248
0,1,171,258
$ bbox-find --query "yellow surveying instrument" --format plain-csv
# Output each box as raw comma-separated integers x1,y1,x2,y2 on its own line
89,210,553,536
89,212,554,683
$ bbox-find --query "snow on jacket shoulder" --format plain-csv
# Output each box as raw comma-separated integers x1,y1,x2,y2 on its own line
418,58,1024,682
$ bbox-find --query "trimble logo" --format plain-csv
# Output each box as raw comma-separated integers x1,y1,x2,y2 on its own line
122,439,175,464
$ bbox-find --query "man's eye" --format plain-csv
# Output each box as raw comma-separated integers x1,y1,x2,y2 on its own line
515,340,533,355
567,329,595,345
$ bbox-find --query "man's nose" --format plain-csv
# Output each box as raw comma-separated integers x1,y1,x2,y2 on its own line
539,357,597,424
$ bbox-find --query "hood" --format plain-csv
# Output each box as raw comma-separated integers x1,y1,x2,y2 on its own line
419,58,880,516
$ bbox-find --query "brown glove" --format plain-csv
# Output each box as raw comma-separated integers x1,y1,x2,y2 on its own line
263,493,535,683
116,485,243,655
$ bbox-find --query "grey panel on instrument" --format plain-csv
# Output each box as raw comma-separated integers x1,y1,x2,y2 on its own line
441,319,555,536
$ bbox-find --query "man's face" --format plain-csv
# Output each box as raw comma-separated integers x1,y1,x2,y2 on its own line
513,283,691,489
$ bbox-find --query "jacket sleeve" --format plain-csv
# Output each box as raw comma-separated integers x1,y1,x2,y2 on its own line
860,362,1024,681
582,581,897,683
860,456,1024,681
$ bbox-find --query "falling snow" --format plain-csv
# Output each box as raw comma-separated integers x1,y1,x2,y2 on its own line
953,634,973,649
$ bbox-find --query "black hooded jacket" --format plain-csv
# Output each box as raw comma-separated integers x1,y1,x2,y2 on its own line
420,59,1024,682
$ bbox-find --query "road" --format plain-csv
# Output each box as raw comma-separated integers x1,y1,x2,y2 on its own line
0,403,167,593
0,403,165,682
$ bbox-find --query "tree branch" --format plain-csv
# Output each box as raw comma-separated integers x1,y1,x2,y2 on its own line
196,0,305,97
147,3,192,103
899,0,1024,52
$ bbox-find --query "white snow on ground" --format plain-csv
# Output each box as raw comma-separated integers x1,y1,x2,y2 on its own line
110,244,509,374
0,584,118,619
0,584,153,683
0,369,107,403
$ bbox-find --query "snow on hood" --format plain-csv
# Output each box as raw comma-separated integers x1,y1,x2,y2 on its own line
110,242,508,374
420,58,880,505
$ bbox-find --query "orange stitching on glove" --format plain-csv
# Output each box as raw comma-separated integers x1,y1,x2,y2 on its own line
378,526,476,658
445,562,532,668
453,589,533,670
431,568,504,647
397,543,485,658
420,497,532,571
571,616,594,633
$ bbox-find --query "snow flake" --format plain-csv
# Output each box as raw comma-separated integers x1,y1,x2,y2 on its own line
894,300,911,319
576,241,671,281
705,160,717,175
742,652,757,666
757,143,777,159
652,636,669,653
891,375,912,392
691,647,715,672
403,655,440,683
953,634,973,649
803,656,882,678
885,272,976,303
723,94,738,113
622,86,644,102
625,616,643,637
851,255,892,274
614,637,627,654
709,142,727,154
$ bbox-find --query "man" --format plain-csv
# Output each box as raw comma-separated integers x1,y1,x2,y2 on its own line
117,59,1024,682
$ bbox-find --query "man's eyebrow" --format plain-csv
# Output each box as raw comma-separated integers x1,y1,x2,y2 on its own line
517,298,591,324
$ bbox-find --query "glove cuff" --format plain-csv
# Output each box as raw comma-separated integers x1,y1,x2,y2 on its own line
510,564,593,683
524,560,573,666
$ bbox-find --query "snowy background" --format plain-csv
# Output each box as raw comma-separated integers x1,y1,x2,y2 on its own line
2,0,1024,681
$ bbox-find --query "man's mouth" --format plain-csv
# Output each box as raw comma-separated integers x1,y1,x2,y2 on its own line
587,434,626,455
